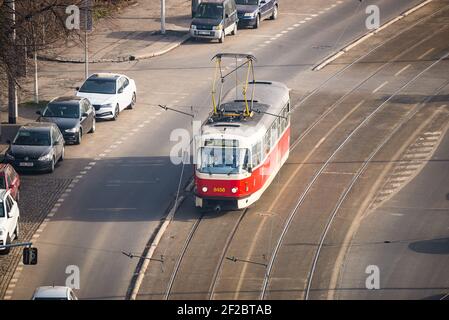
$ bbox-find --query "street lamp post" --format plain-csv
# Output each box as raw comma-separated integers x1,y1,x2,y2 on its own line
161,0,166,34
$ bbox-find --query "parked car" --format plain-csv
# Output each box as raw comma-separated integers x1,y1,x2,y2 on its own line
76,73,137,121
0,190,20,255
4,123,65,173
37,96,95,145
190,0,238,43
32,286,78,300
0,164,21,202
236,0,278,29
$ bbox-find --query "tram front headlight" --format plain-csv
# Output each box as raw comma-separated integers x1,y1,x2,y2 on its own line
231,187,238,194
202,187,208,193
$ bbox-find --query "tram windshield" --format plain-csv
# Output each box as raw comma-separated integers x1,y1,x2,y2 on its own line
199,147,249,174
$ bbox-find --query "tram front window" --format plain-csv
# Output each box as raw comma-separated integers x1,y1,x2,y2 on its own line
199,147,249,174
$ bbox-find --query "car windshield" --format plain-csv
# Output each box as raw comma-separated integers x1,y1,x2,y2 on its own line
0,177,5,190
199,147,249,174
236,0,258,5
13,130,51,146
196,3,224,19
79,79,116,94
33,297,68,300
43,103,80,119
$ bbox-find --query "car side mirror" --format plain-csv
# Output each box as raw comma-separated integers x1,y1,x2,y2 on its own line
75,87,80,91
6,139,11,145
248,166,253,173
53,140,60,146
36,110,42,115
118,87,124,94
225,13,229,18
82,112,88,117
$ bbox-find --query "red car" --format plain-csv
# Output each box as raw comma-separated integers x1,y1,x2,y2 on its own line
0,164,21,202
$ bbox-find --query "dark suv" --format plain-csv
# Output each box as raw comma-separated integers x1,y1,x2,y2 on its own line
190,0,239,43
236,0,278,28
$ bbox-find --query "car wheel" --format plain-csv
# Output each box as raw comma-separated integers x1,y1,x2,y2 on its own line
14,219,19,241
271,5,278,20
1,235,12,255
254,14,260,29
48,158,55,173
113,104,119,121
60,146,65,162
219,31,225,43
232,23,237,36
128,92,136,110
76,130,82,145
89,118,96,133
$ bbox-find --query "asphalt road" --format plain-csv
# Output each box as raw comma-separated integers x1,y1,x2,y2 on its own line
7,0,445,300
136,0,449,300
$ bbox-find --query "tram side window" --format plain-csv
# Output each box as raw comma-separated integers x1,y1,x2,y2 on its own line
271,121,278,146
276,117,284,138
264,127,271,155
252,142,262,167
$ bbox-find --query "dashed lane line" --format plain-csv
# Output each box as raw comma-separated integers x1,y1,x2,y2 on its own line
373,81,389,93
395,64,412,76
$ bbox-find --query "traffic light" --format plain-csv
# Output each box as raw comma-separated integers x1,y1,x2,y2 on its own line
23,247,38,265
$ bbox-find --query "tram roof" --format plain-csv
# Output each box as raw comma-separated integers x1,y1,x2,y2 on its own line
202,81,290,137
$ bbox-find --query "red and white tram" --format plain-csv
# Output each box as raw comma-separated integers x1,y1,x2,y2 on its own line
194,62,291,210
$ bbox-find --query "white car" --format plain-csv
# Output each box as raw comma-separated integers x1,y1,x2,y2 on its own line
76,73,137,120
32,286,78,300
0,189,20,255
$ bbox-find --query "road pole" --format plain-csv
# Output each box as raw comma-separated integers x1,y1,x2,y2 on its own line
161,0,166,34
7,0,18,124
84,26,88,79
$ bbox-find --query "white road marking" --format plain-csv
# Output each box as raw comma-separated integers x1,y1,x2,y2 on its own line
292,24,299,28
264,40,272,44
80,171,87,175
300,20,306,24
395,64,411,76
84,166,92,170
372,81,389,93
418,47,435,59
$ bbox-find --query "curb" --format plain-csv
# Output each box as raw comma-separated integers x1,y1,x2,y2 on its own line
38,33,191,64
127,176,194,300
128,195,186,300
131,33,191,61
313,0,433,71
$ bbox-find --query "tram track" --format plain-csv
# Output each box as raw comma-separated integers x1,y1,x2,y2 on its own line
209,4,449,299
304,79,449,300
162,208,248,300
260,51,449,299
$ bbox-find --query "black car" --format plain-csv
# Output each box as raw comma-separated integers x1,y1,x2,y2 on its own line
4,123,65,173
236,0,278,28
37,96,96,144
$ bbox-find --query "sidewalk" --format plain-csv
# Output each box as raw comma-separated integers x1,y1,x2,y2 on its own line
39,0,192,63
